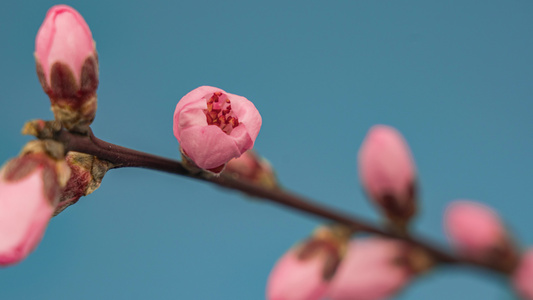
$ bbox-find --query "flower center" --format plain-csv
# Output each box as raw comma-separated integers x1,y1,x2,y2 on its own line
204,92,240,134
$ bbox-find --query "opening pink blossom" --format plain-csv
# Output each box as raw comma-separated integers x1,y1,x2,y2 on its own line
173,86,262,171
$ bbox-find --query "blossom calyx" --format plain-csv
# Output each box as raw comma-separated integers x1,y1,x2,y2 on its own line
174,86,262,173
54,152,112,216
0,141,70,266
35,5,98,132
266,225,350,300
358,125,417,230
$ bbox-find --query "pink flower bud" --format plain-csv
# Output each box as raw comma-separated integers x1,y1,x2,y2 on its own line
173,86,262,172
358,125,417,227
513,249,533,300
266,226,350,300
444,200,507,256
223,150,278,189
326,238,412,300
267,247,330,300
0,153,67,266
35,5,98,131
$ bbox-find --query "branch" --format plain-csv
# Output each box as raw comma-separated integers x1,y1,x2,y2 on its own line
53,128,509,275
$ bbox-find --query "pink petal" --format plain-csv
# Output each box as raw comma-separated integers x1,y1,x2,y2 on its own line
226,91,262,144
0,167,54,266
180,125,241,170
173,86,219,139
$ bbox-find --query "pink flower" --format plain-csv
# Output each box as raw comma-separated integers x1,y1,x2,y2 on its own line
444,200,507,257
266,226,349,300
358,125,417,226
327,238,412,300
35,5,98,131
512,249,533,300
0,154,65,266
173,86,262,171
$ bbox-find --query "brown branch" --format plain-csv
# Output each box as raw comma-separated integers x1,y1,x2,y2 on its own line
52,128,510,275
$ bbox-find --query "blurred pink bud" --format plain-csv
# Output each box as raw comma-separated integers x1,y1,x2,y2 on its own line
513,249,533,300
35,5,98,131
267,226,350,300
0,154,65,266
358,125,417,227
223,150,278,189
327,238,412,300
267,247,330,300
173,86,262,172
445,200,507,256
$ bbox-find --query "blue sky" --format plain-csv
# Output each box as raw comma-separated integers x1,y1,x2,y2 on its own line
1,1,532,299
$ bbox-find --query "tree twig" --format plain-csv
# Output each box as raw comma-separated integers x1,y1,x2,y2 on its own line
52,128,510,275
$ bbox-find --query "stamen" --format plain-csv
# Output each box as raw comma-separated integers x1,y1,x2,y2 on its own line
204,92,240,134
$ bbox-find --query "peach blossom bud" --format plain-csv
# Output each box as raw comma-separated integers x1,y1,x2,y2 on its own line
266,225,350,300
54,152,111,216
358,125,417,228
35,5,98,132
173,86,262,173
0,151,69,266
223,150,278,189
444,200,517,268
327,238,412,300
512,249,533,300
445,200,504,254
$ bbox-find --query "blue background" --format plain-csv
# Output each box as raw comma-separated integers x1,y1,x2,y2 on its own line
0,1,532,299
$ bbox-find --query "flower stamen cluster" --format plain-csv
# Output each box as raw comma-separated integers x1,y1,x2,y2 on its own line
205,92,240,134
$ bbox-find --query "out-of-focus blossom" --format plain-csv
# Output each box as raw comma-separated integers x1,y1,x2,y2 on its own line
358,125,417,228
266,225,350,300
267,246,330,300
173,86,261,172
444,200,518,270
327,238,413,300
512,249,533,300
35,5,98,131
223,150,278,189
445,201,506,255
0,142,69,266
